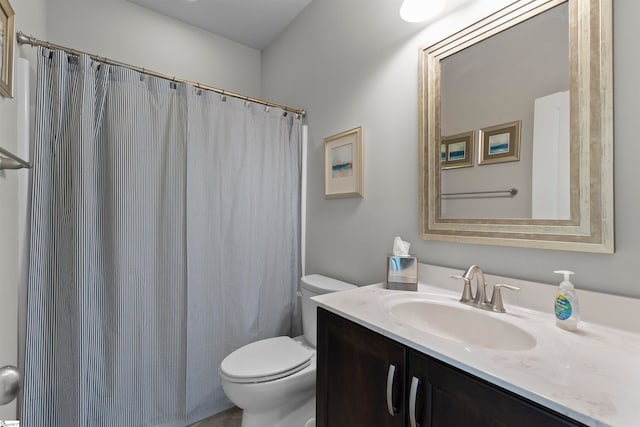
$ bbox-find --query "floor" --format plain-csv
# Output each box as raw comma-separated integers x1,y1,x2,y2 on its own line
190,407,242,427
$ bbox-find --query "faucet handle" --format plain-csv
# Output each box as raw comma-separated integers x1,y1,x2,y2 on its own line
450,275,473,303
489,284,520,313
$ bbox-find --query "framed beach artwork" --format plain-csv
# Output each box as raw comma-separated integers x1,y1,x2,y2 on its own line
478,120,521,165
324,126,363,199
440,131,474,169
0,0,14,98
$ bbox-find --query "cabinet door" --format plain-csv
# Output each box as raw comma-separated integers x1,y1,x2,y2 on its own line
317,308,406,427
407,350,586,427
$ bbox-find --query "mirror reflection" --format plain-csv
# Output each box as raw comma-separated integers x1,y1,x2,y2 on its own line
419,0,613,253
439,3,569,219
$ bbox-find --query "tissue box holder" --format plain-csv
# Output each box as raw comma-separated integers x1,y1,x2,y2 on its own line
386,255,418,291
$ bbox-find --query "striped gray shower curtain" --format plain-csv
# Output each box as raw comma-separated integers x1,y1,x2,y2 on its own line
22,49,302,426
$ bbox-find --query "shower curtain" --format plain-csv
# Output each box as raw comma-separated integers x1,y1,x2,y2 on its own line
22,49,302,426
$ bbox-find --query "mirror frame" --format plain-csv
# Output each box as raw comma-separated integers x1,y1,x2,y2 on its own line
419,0,613,253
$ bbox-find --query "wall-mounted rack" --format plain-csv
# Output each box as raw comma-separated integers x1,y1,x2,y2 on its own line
441,188,517,199
0,146,31,170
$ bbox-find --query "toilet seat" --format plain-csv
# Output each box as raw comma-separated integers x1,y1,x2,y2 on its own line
220,336,313,384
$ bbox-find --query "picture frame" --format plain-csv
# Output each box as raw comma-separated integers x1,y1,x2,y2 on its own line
324,126,363,199
440,131,474,169
0,0,15,98
478,120,521,165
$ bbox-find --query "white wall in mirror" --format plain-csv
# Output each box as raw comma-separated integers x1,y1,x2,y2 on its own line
531,90,570,219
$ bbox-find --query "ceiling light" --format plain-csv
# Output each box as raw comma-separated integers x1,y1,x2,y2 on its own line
399,0,446,23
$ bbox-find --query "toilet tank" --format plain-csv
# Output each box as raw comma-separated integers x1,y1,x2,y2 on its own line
301,274,356,348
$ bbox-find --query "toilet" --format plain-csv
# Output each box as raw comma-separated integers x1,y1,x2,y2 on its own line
219,274,356,427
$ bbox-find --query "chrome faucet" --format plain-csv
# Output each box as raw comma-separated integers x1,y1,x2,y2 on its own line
463,264,488,306
450,265,520,313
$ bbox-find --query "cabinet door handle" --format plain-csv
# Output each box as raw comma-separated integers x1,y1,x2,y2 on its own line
386,363,398,416
409,376,421,427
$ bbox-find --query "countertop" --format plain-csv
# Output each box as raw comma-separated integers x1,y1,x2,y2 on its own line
313,276,640,426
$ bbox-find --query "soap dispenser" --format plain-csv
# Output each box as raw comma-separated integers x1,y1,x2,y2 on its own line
553,270,580,331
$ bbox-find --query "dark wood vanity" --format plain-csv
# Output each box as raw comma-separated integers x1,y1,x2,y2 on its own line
316,308,586,427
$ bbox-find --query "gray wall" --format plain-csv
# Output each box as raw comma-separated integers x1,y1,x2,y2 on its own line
46,0,262,97
263,0,640,298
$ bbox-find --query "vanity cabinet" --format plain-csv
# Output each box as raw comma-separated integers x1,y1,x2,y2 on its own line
316,307,406,426
317,308,586,427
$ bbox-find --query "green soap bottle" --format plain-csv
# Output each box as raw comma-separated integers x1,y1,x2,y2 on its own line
553,270,580,331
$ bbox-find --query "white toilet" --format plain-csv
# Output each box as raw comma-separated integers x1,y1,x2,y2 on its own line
219,274,356,427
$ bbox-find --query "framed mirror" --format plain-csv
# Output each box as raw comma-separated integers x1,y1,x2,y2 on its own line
419,0,613,253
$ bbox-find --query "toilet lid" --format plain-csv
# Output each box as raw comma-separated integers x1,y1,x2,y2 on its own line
220,336,313,383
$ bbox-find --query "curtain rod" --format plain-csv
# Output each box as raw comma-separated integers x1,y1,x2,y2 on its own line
16,31,306,117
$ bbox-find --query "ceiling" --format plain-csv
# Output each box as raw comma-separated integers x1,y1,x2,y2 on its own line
127,0,313,50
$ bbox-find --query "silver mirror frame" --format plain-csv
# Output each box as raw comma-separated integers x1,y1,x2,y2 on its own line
419,0,613,253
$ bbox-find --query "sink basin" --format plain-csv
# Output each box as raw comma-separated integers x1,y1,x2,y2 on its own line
383,295,536,351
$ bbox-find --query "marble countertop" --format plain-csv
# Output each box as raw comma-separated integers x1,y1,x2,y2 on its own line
313,280,640,426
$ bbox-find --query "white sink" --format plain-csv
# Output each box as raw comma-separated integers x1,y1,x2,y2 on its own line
382,294,536,351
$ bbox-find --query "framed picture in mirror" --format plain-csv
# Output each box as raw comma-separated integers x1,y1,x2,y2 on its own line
0,0,14,98
441,131,474,169
478,121,521,165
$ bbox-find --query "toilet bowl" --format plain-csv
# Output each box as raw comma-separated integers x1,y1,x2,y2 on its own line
219,274,356,427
